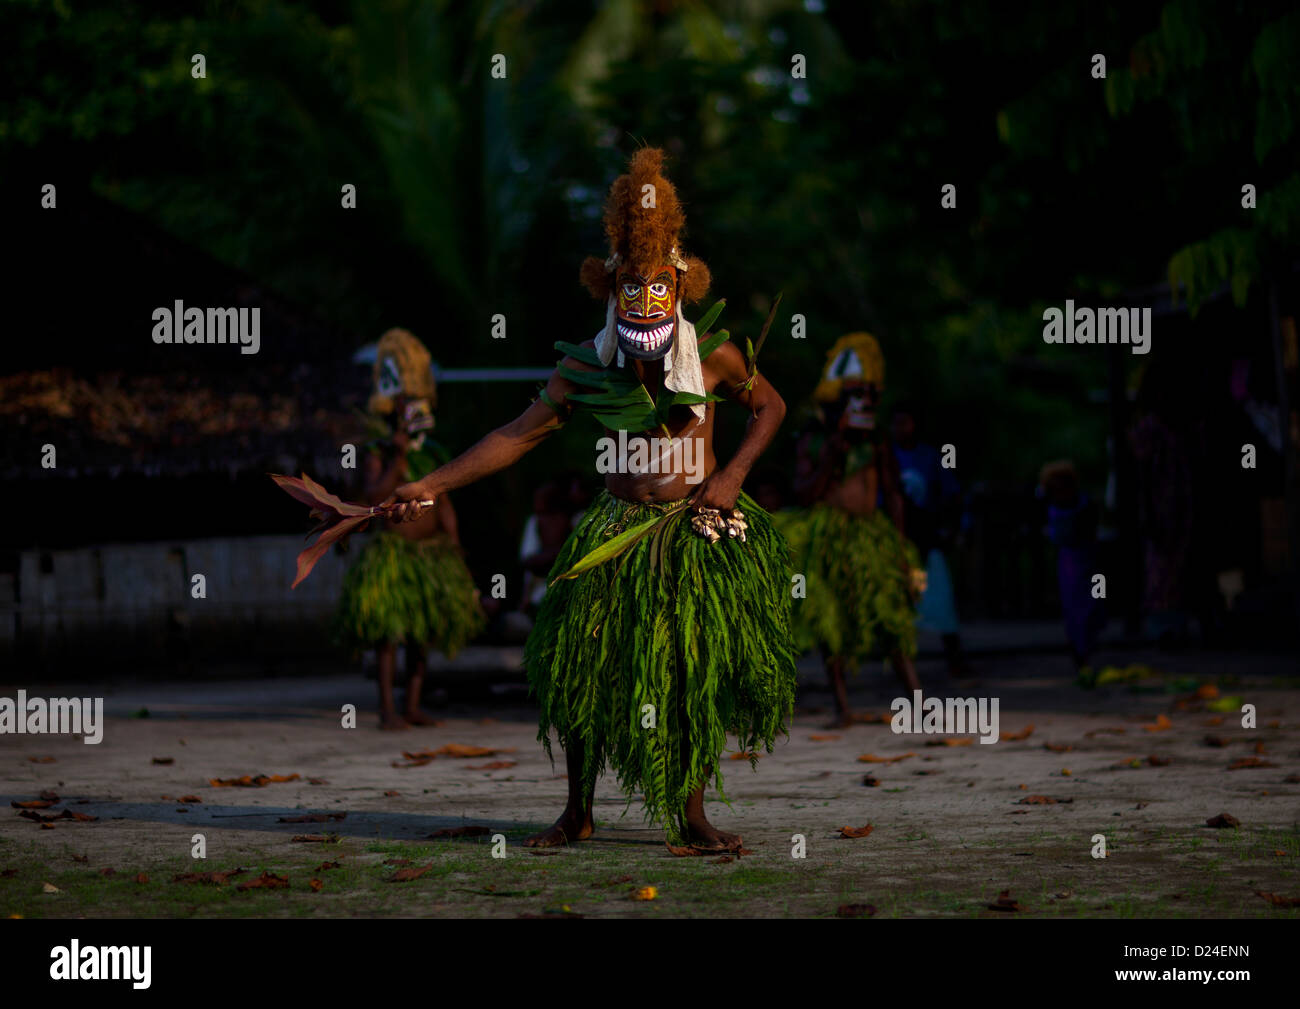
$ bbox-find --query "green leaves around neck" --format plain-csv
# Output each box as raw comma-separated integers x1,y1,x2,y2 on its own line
552,298,731,435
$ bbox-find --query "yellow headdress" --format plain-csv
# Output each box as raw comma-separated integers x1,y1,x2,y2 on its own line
368,328,436,415
813,332,885,403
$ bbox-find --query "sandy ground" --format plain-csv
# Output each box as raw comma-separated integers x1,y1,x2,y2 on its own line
2,648,1297,917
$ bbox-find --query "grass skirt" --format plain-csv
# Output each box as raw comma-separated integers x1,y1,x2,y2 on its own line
775,505,920,666
334,530,483,655
524,490,797,842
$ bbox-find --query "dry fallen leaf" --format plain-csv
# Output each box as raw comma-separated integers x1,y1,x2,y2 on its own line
1084,727,1126,737
1204,735,1229,747
1228,757,1277,770
11,800,56,809
728,751,759,761
388,864,433,883
236,871,289,891
1044,743,1073,753
290,834,339,843
856,752,916,764
987,889,1026,912
135,873,149,884
173,869,244,885
1018,795,1073,805
838,824,874,838
42,882,60,894
1147,755,1172,767
1141,714,1172,733
1000,725,1034,742
208,773,301,787
595,875,633,887
1206,813,1240,829
404,744,516,760
808,734,840,742
836,903,877,918
629,886,657,901
926,737,974,747
465,761,517,771
178,795,202,804
1060,768,1072,776
27,756,56,764
308,878,323,892
315,861,342,871
383,790,400,797
19,808,96,824
862,775,880,787
1254,890,1300,907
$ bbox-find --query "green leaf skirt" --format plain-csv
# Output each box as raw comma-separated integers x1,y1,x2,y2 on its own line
334,531,484,654
774,505,920,666
524,490,797,842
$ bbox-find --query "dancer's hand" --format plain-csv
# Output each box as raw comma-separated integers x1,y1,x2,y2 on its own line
385,480,437,522
690,470,741,513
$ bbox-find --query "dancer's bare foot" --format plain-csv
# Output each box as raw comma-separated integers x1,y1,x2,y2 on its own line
379,712,410,731
403,708,440,726
823,713,854,730
684,814,742,852
682,777,742,851
523,810,593,847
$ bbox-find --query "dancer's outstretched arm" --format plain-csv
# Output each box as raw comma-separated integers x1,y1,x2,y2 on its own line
385,348,594,521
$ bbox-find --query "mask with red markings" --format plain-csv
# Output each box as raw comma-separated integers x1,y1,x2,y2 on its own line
615,264,677,361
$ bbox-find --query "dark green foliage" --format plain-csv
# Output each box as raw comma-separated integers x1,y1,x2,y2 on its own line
524,491,797,844
335,531,484,653
776,505,921,668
